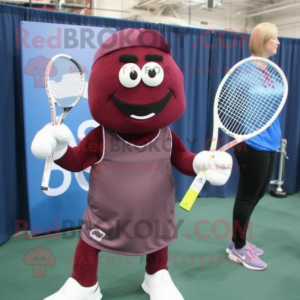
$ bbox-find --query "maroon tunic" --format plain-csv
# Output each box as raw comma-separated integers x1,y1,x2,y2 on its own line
81,127,177,255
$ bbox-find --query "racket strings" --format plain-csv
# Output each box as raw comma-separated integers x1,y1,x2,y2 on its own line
218,61,284,136
46,57,84,107
222,77,269,133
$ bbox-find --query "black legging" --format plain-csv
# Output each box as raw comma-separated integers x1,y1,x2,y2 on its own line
232,142,276,249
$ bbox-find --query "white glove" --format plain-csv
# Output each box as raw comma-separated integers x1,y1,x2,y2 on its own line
31,124,72,160
193,151,233,186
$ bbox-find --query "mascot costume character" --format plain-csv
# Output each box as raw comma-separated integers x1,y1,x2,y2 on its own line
31,28,232,300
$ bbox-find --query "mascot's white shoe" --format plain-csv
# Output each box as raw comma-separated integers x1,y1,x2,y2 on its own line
142,270,184,300
44,277,102,300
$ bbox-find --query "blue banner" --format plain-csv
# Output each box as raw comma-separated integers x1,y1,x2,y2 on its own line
21,21,115,236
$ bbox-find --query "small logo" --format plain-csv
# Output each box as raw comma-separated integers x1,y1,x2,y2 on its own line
237,254,246,260
197,177,203,183
23,246,56,277
90,229,106,242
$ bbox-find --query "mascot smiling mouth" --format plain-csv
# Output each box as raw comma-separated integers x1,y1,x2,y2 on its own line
111,91,172,120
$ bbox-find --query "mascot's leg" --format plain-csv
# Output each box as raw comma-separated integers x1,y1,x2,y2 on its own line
44,238,102,300
142,246,184,300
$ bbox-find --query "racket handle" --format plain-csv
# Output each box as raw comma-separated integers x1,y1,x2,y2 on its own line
41,152,54,190
179,171,207,211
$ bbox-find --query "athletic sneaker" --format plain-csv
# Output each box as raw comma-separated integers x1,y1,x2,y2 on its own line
228,243,267,271
226,239,264,256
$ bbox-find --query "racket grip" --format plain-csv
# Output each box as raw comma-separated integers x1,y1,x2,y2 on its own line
41,152,54,190
179,171,206,211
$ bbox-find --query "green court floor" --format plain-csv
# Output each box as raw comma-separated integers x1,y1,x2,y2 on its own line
0,194,299,300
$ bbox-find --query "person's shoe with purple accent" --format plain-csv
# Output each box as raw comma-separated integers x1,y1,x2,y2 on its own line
226,240,264,256
247,241,264,256
228,244,267,271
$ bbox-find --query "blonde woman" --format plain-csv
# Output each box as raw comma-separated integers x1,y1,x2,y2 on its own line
226,23,281,270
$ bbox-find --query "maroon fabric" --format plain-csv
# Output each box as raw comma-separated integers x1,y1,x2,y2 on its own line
71,238,100,287
93,28,170,65
146,246,168,275
170,131,196,176
88,47,185,134
56,127,195,176
71,238,168,286
80,127,177,255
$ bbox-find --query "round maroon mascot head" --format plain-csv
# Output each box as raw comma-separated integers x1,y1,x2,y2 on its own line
88,28,186,134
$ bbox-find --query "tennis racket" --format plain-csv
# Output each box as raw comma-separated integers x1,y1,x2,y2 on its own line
41,54,85,190
180,56,288,211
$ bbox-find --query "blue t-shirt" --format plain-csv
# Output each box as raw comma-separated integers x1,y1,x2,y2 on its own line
246,117,281,151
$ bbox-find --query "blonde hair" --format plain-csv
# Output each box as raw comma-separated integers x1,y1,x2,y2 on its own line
249,23,278,56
